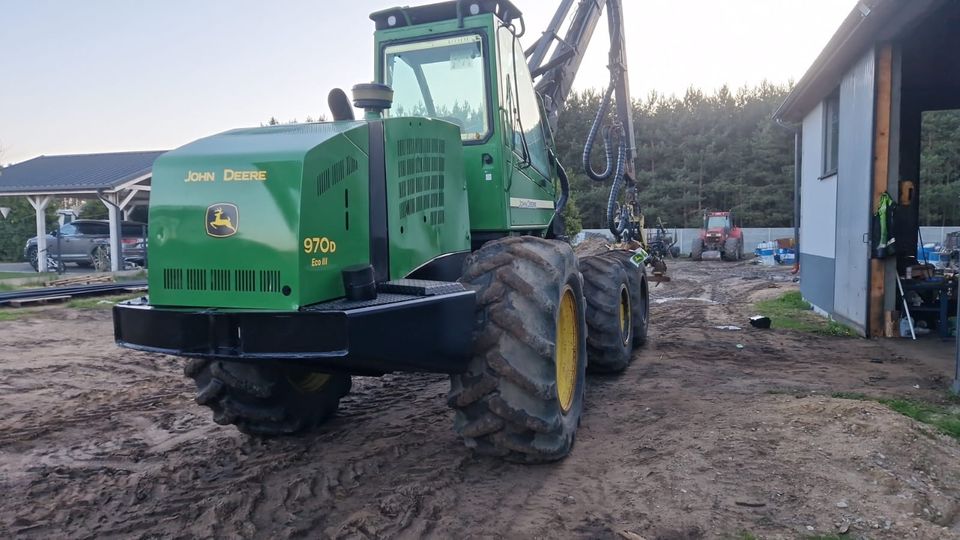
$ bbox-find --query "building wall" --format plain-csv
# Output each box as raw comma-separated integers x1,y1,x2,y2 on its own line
799,102,838,314
795,48,878,336
832,48,876,335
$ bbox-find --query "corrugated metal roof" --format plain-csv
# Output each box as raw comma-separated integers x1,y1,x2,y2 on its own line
0,150,166,194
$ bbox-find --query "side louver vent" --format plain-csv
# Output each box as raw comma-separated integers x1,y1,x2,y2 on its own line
317,155,359,196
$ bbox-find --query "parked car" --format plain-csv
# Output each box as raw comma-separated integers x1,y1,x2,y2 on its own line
24,219,147,271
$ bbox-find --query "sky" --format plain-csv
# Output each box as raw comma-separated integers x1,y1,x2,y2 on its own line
0,0,857,165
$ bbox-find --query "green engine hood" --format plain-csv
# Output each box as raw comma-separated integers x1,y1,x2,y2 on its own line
148,121,370,310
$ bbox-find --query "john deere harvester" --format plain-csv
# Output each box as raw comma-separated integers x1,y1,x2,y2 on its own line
115,0,653,462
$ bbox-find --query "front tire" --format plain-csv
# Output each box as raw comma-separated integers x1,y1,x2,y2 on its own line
580,255,632,373
26,246,38,271
723,237,740,261
185,360,351,436
449,236,587,463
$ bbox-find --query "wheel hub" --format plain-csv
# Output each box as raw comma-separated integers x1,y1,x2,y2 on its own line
618,285,631,346
555,286,579,413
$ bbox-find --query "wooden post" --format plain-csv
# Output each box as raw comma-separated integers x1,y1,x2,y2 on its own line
869,44,894,337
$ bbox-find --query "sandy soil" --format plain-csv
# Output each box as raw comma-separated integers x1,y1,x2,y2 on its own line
1,259,959,539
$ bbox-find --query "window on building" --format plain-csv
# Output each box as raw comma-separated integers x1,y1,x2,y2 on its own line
822,90,840,177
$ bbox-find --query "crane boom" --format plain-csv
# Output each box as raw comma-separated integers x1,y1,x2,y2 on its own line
528,0,636,179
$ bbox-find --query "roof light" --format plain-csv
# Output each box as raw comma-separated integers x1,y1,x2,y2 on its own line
469,3,480,15
387,15,397,26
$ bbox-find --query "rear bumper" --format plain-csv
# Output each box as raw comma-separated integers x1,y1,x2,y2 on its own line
113,288,476,374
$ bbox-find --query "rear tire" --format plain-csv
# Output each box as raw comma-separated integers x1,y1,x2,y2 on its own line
449,236,587,463
580,255,632,373
691,238,704,261
599,250,649,348
185,359,351,436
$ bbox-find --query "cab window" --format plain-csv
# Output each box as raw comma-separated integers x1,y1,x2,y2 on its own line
384,34,490,142
497,26,550,175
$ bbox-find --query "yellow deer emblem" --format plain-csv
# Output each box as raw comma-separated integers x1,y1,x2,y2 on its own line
206,203,239,237
209,207,236,232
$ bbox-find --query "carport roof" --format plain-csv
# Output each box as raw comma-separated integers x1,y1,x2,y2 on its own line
0,150,166,195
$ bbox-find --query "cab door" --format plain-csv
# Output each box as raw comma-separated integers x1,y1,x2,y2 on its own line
496,25,555,229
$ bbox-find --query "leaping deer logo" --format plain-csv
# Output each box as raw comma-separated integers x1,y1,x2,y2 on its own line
206,204,239,237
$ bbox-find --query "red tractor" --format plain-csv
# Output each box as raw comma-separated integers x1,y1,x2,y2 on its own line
691,211,743,261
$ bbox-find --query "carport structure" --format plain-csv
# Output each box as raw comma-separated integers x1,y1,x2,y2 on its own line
0,151,164,271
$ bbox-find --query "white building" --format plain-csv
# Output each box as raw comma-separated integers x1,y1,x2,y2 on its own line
774,0,959,336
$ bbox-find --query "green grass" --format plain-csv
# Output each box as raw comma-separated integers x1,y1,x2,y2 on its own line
66,293,144,309
0,271,53,280
754,291,857,337
0,309,36,321
832,392,960,440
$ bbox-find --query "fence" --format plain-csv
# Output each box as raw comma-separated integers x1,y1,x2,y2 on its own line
574,228,795,255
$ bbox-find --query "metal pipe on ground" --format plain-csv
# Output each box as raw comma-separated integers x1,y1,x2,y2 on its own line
0,281,147,306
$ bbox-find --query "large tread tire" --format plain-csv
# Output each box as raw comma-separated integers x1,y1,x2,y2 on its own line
185,359,351,436
449,236,588,463
723,237,740,261
691,238,704,261
580,256,632,373
599,250,650,348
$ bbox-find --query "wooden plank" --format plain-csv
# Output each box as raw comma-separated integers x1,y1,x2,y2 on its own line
8,295,72,307
46,275,114,287
869,44,894,338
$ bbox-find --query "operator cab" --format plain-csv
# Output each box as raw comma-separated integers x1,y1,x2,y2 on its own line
370,0,558,237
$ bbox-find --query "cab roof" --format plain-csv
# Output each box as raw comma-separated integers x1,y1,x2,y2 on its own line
370,0,522,30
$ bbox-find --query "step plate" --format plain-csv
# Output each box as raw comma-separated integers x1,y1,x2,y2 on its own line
378,279,465,296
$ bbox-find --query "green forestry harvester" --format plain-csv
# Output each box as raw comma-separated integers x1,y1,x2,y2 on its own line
114,0,658,462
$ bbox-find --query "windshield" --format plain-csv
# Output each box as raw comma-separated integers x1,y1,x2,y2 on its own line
706,216,729,229
383,34,489,141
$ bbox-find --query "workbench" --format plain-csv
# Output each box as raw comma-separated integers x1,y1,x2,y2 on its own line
901,277,956,338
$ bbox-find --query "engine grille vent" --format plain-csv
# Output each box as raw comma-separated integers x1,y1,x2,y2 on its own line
163,268,183,290
186,269,207,290
235,270,256,292
260,270,280,293
396,137,446,221
210,269,231,291
160,268,280,293
317,155,359,196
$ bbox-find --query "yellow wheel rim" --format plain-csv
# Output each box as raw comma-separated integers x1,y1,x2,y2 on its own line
291,372,331,392
618,285,631,346
555,286,580,413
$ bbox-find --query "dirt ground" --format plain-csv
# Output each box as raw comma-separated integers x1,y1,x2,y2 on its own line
1,259,959,539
